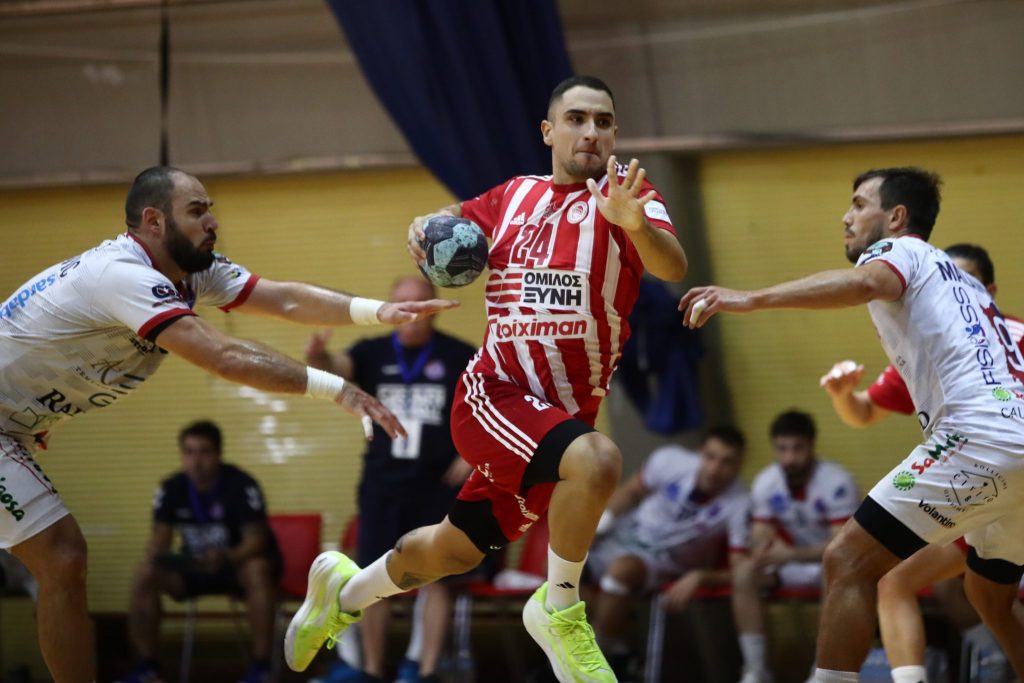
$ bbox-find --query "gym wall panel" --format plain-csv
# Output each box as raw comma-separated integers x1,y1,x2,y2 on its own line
698,135,1024,491
0,167,488,612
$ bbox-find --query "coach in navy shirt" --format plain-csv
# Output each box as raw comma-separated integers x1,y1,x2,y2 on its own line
306,275,475,683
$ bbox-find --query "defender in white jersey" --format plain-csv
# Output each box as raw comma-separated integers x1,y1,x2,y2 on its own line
732,411,859,683
680,167,1024,681
820,243,1020,683
286,76,689,682
586,428,750,669
0,166,455,683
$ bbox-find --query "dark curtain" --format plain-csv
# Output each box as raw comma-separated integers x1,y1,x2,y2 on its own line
325,0,573,200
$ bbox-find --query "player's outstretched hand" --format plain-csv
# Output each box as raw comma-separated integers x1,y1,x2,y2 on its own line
335,381,407,441
586,155,656,233
378,299,460,325
819,360,865,397
678,285,755,328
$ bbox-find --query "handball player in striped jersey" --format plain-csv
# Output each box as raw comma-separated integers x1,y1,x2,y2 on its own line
286,75,688,682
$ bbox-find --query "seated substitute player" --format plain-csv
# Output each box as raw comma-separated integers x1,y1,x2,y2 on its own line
680,167,1024,682
285,74,689,683
120,421,281,683
587,427,750,674
305,274,476,683
820,244,1024,683
0,165,453,683
731,410,859,683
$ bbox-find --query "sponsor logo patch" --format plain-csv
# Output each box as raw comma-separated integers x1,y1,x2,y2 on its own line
643,200,671,224
892,471,916,491
918,500,956,528
567,201,589,225
489,315,590,341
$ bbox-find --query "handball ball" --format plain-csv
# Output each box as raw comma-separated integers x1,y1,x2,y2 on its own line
418,215,488,288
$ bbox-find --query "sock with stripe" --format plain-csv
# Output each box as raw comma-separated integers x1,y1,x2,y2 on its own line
546,546,585,611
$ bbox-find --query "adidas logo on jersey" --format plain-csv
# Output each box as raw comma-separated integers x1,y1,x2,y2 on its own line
510,212,526,226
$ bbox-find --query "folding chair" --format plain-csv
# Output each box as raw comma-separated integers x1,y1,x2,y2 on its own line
268,513,324,676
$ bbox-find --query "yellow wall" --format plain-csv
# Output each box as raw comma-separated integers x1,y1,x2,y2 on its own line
699,134,1024,487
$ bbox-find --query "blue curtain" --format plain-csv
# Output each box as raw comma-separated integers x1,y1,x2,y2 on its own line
325,0,573,200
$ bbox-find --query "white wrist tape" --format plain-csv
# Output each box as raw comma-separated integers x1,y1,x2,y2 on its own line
349,297,385,325
305,367,346,400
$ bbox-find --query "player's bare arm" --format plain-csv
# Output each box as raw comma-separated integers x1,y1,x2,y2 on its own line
235,278,458,326
820,360,890,428
145,523,173,562
605,470,650,516
587,156,687,282
407,202,463,265
679,260,904,329
155,315,406,440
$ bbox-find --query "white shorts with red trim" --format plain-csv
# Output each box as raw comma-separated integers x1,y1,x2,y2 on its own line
0,432,68,548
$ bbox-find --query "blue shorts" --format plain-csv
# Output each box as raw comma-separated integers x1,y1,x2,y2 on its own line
356,481,459,567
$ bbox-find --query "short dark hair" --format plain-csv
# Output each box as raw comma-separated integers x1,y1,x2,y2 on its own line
701,425,746,454
852,167,942,241
548,75,615,114
178,420,222,454
125,166,182,229
945,243,994,286
770,410,816,440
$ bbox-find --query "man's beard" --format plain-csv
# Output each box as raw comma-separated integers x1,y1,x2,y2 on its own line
562,157,606,182
844,221,885,264
164,217,215,273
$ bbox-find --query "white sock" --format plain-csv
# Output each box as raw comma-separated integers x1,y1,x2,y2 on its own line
404,589,427,661
813,669,858,682
546,546,586,611
739,633,767,673
890,664,927,683
338,552,404,613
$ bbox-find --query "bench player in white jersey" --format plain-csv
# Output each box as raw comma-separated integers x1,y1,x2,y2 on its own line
680,167,1024,682
587,427,750,670
819,243,1024,683
732,410,859,683
0,166,455,683
285,75,689,682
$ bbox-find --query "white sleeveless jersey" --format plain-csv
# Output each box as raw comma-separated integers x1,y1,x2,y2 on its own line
751,460,859,548
857,235,1024,442
627,445,751,558
0,233,256,442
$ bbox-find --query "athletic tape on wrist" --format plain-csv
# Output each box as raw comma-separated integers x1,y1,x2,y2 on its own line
305,367,345,400
349,297,384,325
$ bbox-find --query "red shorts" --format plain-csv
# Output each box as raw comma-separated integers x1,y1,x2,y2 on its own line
451,371,593,543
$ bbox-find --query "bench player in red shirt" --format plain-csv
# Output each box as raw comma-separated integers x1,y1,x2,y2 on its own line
285,75,688,682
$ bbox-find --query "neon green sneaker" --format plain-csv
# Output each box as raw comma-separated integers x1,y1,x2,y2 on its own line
284,551,362,672
522,582,617,682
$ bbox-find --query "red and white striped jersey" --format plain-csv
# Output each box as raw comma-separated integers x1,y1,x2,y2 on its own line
460,168,676,424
